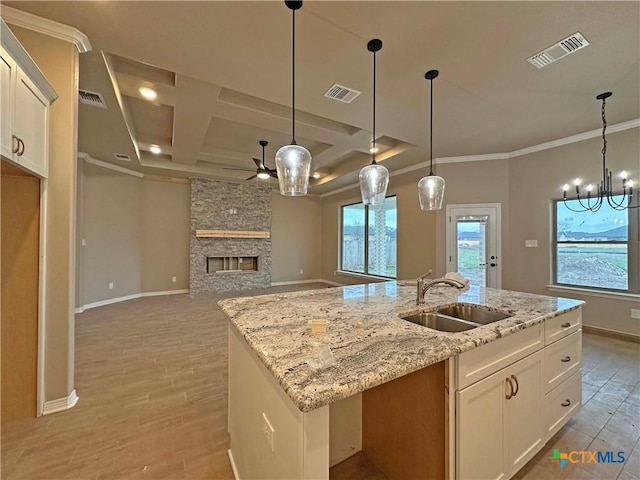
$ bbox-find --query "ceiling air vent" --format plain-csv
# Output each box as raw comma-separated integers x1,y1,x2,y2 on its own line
527,32,589,69
113,153,131,162
324,84,361,104
79,89,107,108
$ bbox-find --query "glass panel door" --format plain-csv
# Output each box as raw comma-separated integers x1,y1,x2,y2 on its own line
446,204,502,289
456,215,488,287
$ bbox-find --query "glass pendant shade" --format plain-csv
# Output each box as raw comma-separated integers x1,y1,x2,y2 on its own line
359,162,389,206
275,143,311,196
418,174,445,211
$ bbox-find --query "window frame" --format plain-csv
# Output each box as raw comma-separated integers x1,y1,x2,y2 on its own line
551,196,639,294
339,195,397,279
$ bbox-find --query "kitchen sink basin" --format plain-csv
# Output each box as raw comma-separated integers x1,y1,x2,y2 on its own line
400,312,480,333
436,304,512,325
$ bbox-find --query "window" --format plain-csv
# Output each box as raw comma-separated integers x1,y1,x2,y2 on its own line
553,196,639,293
341,196,397,278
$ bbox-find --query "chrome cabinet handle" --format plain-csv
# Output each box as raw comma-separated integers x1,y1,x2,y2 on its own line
11,134,19,153
511,374,519,397
561,322,571,328
561,356,571,363
17,138,25,156
561,399,571,407
505,377,514,400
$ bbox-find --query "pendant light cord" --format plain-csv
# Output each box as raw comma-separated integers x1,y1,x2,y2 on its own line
291,7,297,145
429,77,434,176
372,48,377,165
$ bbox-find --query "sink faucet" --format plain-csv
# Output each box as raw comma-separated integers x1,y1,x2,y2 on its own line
417,277,466,305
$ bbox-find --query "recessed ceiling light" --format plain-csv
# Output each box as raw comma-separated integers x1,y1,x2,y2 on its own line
149,144,162,154
369,146,379,154
139,86,157,101
312,172,321,179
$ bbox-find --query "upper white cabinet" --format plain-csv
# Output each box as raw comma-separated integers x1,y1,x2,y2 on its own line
0,19,57,178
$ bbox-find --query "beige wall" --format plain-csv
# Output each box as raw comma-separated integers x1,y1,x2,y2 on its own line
271,193,322,283
321,169,437,285
141,179,190,292
11,26,79,403
77,163,190,307
79,164,142,305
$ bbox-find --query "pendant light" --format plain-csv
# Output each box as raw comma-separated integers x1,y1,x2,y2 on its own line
418,70,445,211
275,0,312,196
359,38,389,207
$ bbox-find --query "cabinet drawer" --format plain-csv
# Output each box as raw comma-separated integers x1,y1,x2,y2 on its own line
545,309,581,345
544,370,582,440
544,330,582,393
456,323,543,390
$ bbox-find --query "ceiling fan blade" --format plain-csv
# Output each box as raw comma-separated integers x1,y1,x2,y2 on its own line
253,158,263,169
245,174,257,180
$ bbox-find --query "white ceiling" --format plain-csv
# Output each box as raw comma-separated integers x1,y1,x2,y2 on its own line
3,1,639,194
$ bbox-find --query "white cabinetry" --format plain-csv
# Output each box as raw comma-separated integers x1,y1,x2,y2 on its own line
457,348,543,480
0,19,56,178
454,308,582,480
543,309,582,440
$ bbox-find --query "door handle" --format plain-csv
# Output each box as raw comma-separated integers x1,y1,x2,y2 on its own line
505,377,514,399
510,374,519,397
490,263,497,267
17,138,25,156
11,135,20,154
561,399,571,407
561,356,571,363
561,322,571,328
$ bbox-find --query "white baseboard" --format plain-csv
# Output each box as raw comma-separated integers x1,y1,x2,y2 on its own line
75,289,188,313
228,449,240,480
43,389,78,415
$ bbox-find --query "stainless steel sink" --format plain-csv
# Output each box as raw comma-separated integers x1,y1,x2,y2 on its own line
436,304,512,325
401,312,480,332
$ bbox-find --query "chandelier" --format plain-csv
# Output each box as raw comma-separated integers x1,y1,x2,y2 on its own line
562,92,636,212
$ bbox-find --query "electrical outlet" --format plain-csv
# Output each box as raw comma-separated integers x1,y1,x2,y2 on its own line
262,412,275,452
172,276,177,283
632,309,640,320
108,282,114,289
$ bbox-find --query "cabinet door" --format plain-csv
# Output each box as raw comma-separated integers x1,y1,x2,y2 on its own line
504,350,544,476
0,48,16,160
457,369,507,480
14,68,49,178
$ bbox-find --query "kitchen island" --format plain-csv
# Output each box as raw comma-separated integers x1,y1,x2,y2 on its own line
219,282,584,479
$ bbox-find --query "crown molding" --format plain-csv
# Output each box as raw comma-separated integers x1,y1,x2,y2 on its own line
78,152,144,178
1,6,91,53
320,119,640,198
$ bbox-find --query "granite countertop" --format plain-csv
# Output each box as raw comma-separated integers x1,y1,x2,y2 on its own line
218,282,583,412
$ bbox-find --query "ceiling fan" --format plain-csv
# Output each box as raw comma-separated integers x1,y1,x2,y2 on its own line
223,140,277,180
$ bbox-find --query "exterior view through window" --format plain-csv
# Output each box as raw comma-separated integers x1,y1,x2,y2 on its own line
554,196,637,292
341,196,397,278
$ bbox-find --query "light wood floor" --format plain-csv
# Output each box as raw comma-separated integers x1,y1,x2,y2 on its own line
2,285,638,480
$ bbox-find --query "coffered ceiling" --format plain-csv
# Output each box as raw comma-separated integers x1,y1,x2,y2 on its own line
3,1,639,194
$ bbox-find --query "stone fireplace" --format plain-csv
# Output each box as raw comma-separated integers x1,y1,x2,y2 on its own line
190,178,271,294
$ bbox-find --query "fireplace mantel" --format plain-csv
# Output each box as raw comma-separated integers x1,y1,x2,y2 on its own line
195,230,270,239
